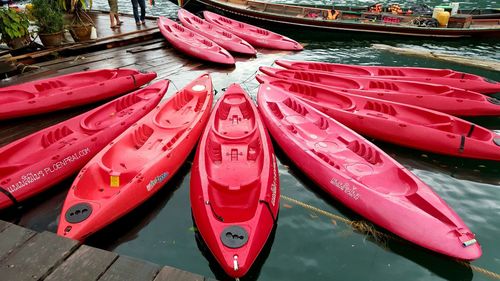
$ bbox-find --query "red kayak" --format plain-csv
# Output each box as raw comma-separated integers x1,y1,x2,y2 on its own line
57,74,213,241
203,11,303,51
158,16,235,65
0,69,156,120
191,84,279,278
275,60,500,94
259,66,500,116
0,81,168,210
177,9,256,56
256,75,500,161
257,84,481,260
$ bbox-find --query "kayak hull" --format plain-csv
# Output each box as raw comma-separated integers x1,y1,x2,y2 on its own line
57,74,213,241
203,11,303,51
178,9,256,55
0,69,156,120
257,83,481,260
259,66,500,116
191,84,279,278
0,81,168,209
256,75,500,161
275,59,500,94
158,16,235,65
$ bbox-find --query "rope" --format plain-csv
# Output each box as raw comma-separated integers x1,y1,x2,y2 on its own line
281,195,500,280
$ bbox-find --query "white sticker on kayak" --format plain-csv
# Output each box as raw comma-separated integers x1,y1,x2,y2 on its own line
330,178,360,200
146,172,169,191
7,147,91,194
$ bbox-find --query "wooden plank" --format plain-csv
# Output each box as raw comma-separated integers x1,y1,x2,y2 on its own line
45,245,118,281
153,266,205,281
0,222,36,261
99,255,160,281
0,220,11,232
0,231,80,281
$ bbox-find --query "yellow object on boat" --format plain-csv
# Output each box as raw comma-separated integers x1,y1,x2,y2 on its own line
436,11,451,27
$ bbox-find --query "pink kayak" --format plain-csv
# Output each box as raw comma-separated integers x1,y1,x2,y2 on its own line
191,84,279,278
57,74,213,241
157,16,235,65
275,59,500,94
0,81,168,210
0,69,156,120
256,75,500,161
203,11,303,51
178,9,256,55
257,83,481,260
259,66,500,116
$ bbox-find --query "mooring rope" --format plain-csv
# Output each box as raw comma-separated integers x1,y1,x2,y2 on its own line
281,195,500,280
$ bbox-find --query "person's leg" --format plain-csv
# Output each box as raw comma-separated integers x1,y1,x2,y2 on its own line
109,13,116,27
131,0,141,25
114,13,123,25
108,0,117,27
138,0,146,23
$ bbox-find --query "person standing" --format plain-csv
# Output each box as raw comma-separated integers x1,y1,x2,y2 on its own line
108,0,122,28
131,0,146,26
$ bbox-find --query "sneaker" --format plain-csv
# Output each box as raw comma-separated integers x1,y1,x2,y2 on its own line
141,21,146,25
136,22,141,26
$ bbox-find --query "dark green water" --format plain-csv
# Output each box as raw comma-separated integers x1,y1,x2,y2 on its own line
4,1,500,280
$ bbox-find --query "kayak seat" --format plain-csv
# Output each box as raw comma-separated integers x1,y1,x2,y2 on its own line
208,177,260,222
41,126,74,148
81,93,140,132
283,97,309,116
163,129,186,151
311,149,341,170
267,102,285,120
214,95,256,139
0,90,35,103
34,80,65,92
206,137,222,164
346,140,382,165
363,101,397,116
367,80,400,91
154,91,201,129
131,124,153,149
377,68,405,76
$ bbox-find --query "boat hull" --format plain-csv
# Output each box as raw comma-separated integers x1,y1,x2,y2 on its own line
275,59,500,94
178,9,256,55
256,75,500,161
0,69,156,120
259,66,500,116
57,75,213,241
0,81,167,209
257,83,481,260
158,16,235,65
191,84,279,278
187,0,500,39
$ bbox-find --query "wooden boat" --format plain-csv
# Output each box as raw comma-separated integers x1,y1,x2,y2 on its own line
257,81,481,261
178,0,500,38
290,4,500,20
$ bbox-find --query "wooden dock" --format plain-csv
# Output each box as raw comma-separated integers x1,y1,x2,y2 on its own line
0,220,215,281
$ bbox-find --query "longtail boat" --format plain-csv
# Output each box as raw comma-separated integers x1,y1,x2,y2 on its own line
177,0,500,38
